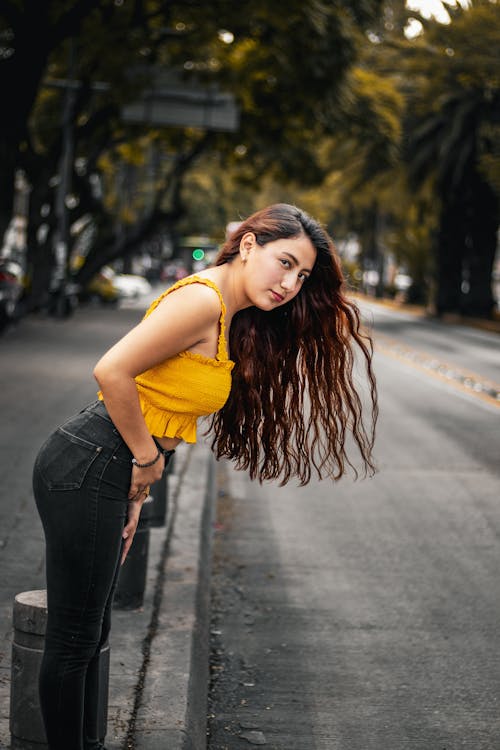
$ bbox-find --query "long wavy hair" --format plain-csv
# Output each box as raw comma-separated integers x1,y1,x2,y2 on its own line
208,203,378,485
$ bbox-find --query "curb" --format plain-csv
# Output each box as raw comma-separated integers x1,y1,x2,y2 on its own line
131,440,215,750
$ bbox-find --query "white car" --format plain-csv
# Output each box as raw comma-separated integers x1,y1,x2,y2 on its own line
101,267,152,299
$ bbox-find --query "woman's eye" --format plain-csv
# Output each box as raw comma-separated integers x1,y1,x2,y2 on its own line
280,258,290,268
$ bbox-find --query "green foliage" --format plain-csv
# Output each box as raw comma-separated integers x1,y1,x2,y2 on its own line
3,0,497,317
0,0,387,304
402,1,500,196
399,0,500,315
295,0,500,314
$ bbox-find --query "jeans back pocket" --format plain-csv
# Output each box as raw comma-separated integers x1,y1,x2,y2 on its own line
36,427,103,491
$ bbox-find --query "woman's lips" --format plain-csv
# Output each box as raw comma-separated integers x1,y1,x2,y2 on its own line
270,290,284,302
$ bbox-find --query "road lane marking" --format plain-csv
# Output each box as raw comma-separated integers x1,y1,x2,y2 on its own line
374,331,500,409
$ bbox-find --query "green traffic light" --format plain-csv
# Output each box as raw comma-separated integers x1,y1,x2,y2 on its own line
192,248,205,261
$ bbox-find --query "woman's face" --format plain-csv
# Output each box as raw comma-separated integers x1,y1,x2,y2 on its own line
240,232,317,311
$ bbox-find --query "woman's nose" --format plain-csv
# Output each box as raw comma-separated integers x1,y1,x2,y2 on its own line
280,273,296,291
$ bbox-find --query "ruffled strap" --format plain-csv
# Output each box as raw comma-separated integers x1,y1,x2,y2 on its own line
145,276,229,361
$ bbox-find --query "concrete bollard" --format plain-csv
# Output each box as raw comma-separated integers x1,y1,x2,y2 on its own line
149,450,176,526
149,472,168,527
114,495,153,610
10,590,109,749
166,451,175,476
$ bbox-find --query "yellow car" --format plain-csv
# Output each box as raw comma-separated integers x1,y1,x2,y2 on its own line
84,271,120,305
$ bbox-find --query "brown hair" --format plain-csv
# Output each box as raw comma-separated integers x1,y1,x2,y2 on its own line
208,203,378,485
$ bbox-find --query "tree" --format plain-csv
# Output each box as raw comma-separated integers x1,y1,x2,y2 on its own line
1,0,386,311
401,0,500,317
0,0,106,245
279,0,500,316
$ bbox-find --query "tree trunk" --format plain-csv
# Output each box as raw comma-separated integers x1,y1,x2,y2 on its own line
0,143,16,247
435,199,466,316
74,209,177,289
0,4,51,245
460,177,498,319
20,165,59,313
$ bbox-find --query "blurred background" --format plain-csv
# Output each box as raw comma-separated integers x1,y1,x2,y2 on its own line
0,0,498,328
0,5,499,747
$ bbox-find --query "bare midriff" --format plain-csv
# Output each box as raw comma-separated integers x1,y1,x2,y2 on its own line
154,435,183,451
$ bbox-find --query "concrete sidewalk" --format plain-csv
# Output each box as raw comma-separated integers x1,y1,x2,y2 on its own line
106,439,215,750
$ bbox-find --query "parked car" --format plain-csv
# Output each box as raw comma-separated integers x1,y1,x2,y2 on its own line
82,270,120,305
103,269,152,299
0,259,24,332
81,266,152,305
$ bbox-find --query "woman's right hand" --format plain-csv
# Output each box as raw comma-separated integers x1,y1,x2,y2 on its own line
122,459,164,563
127,458,165,501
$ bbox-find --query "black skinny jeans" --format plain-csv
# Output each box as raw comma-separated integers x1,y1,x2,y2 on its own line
32,400,172,750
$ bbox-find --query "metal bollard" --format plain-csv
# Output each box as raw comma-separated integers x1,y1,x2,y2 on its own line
113,495,153,610
10,590,109,749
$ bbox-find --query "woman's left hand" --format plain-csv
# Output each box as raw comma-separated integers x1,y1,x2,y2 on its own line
121,487,149,564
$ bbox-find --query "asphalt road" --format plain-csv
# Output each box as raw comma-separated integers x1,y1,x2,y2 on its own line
207,303,500,750
362,299,499,390
1,296,499,750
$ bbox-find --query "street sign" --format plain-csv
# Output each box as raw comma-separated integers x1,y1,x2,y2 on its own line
122,71,239,132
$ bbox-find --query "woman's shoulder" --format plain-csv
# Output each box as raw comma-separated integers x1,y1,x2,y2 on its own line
150,275,223,320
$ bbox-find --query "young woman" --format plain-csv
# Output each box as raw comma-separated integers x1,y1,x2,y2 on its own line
32,203,377,749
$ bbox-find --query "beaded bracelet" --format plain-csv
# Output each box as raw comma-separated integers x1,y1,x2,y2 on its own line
131,447,161,468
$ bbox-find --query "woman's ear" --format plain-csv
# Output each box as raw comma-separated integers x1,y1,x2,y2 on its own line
239,232,256,262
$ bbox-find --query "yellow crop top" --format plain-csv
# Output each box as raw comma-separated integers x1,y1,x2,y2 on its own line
99,276,234,443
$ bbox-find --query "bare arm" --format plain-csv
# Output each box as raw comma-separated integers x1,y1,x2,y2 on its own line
94,282,221,492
